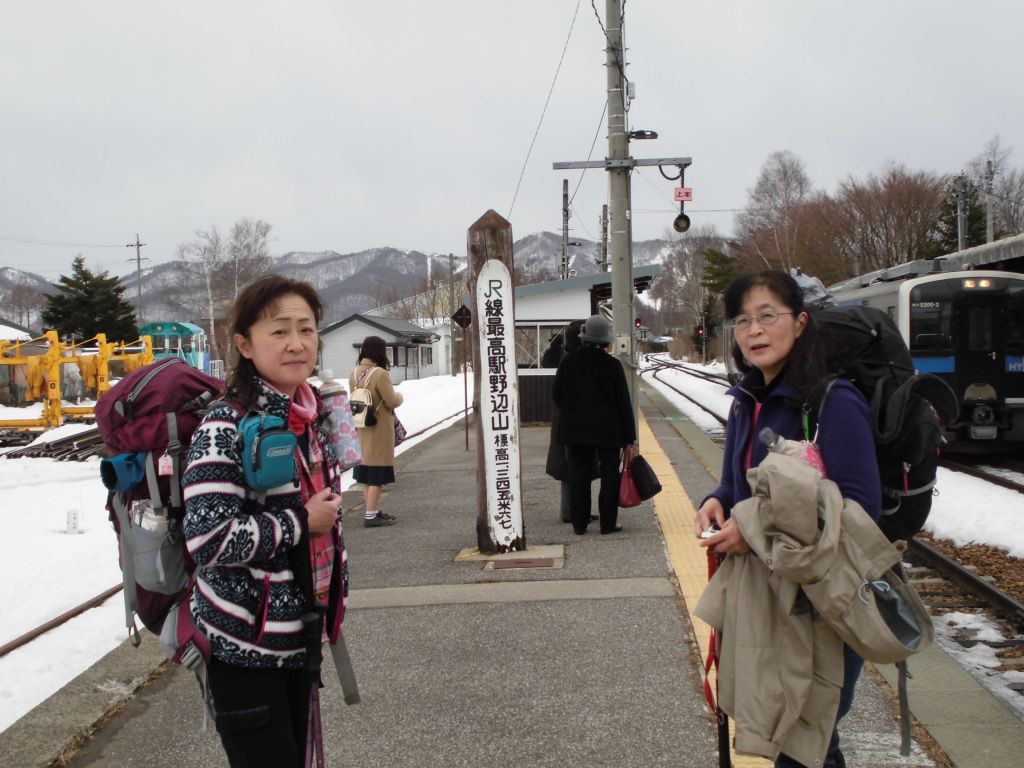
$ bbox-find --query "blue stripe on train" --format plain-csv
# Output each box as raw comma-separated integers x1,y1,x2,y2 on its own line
913,356,955,373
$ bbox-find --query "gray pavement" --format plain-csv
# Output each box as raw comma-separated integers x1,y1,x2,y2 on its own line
4,380,1019,767
4,414,718,768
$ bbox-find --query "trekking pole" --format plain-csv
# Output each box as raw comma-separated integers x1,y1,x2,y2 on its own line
705,549,733,768
305,685,325,768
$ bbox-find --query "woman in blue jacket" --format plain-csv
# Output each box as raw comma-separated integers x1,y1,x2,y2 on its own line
694,270,881,768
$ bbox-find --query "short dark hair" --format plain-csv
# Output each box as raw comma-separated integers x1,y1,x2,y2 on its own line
226,274,323,408
358,335,391,370
723,270,827,406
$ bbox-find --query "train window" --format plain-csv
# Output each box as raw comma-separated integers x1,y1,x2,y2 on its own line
966,307,993,351
909,300,953,352
1008,293,1024,351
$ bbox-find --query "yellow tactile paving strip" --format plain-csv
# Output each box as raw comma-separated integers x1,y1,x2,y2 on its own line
639,412,771,768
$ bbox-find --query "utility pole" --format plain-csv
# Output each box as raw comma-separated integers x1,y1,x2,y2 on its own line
985,160,995,244
599,204,609,272
955,174,967,252
561,179,570,280
125,233,147,325
449,252,457,376
554,0,691,417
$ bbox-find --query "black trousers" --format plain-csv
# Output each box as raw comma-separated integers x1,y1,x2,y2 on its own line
566,443,621,533
208,657,312,768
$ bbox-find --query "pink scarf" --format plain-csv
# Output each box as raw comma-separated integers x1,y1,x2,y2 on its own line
289,382,334,606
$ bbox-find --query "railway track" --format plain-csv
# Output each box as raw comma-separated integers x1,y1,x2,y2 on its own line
641,359,729,429
0,406,472,659
644,355,732,387
939,456,1024,495
906,537,1024,629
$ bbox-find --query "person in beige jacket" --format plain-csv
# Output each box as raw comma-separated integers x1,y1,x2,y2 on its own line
349,336,404,527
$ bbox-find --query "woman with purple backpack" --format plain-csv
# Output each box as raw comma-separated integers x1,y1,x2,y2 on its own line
182,275,348,768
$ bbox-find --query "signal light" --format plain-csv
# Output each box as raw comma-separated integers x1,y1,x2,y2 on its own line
635,317,642,329
696,325,704,336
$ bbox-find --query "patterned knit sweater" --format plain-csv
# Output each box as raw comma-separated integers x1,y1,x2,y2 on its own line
182,379,347,669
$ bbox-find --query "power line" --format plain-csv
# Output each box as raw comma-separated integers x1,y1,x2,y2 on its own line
590,0,629,99
632,208,745,214
507,0,582,219
568,99,608,207
0,233,126,248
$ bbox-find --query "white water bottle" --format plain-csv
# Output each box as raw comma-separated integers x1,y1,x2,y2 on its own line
319,371,362,469
318,370,352,457
759,427,787,453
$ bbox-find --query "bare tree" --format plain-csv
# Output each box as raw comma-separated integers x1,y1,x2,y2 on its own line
227,218,273,297
811,163,945,278
178,226,225,361
3,284,46,328
650,224,725,336
968,136,1024,238
737,150,814,272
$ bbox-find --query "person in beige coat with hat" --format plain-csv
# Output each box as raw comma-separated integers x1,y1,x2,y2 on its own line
349,336,404,527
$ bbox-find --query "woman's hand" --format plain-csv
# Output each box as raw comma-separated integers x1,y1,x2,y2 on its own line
305,487,342,535
700,517,751,556
694,497,725,538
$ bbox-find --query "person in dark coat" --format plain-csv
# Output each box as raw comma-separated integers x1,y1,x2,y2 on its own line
545,320,592,523
552,314,637,535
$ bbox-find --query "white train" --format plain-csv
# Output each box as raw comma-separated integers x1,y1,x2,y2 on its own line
828,262,1024,450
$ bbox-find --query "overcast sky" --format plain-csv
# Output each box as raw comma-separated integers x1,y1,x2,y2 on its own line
2,1,1021,282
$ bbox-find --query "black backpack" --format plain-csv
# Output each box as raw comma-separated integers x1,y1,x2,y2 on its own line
813,305,959,541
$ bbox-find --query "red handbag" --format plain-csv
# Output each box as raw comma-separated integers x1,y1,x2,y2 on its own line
618,445,643,508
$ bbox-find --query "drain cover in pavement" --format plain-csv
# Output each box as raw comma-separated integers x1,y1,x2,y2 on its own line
491,557,555,570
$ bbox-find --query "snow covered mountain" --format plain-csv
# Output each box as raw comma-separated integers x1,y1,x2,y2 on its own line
1,232,676,329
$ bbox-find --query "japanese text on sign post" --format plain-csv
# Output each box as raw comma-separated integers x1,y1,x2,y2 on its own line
475,259,523,549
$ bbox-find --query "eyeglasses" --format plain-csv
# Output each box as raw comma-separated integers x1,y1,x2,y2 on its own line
725,311,795,332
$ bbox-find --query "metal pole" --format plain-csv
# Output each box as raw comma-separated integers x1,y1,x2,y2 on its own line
956,175,967,252
561,179,569,279
125,233,147,325
986,160,995,244
449,252,457,376
605,0,636,415
463,329,469,450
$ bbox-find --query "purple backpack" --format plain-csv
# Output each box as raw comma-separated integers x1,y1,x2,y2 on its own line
96,357,221,673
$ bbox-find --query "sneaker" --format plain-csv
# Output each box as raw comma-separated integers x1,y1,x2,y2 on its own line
364,512,395,528
378,510,396,521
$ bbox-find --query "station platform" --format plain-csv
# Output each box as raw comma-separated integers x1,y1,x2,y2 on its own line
2,380,1021,767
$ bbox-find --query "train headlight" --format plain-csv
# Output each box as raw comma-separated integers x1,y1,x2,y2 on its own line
972,404,995,426
962,278,993,289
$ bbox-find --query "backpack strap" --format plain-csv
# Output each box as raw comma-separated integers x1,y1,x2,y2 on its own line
144,452,165,513
210,398,272,505
110,494,143,647
809,377,840,443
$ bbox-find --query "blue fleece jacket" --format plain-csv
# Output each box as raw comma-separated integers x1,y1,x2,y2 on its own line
705,369,881,521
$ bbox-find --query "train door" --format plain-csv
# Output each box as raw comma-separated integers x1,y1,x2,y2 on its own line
954,292,1002,440
955,300,999,384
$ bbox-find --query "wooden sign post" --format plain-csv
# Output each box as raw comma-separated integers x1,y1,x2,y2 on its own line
467,210,525,554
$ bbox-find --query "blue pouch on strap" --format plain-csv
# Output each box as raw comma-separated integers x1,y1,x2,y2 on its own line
238,412,297,492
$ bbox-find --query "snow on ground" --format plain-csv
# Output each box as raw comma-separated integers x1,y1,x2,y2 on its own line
0,373,473,732
1,363,1022,732
934,612,1024,719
